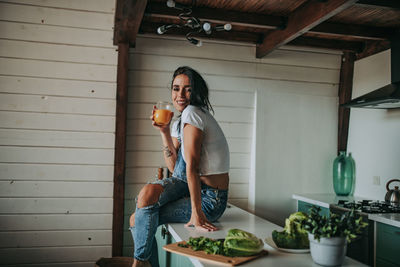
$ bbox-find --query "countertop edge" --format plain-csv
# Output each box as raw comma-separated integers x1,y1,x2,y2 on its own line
368,214,400,228
292,194,331,208
167,224,203,267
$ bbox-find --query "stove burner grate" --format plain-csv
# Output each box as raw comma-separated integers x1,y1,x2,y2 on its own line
337,200,400,214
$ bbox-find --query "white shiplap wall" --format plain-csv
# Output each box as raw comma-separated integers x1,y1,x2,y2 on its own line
0,0,117,266
122,35,341,255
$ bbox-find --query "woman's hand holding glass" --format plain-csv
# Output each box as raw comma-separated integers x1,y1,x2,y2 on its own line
151,101,173,133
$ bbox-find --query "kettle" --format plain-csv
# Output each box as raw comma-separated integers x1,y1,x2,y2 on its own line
385,179,400,206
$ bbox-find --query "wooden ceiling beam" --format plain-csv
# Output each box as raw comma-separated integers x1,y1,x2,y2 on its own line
289,36,364,52
145,2,392,41
311,22,394,41
114,0,148,46
145,2,283,30
356,40,391,60
256,0,358,58
140,21,365,53
356,0,400,9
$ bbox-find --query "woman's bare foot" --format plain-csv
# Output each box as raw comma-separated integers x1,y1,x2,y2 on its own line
132,259,151,267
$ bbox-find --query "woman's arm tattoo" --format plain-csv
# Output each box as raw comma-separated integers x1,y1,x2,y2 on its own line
163,146,173,157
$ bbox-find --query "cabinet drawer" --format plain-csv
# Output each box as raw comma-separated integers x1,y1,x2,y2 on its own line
376,257,399,267
376,222,400,266
298,201,329,217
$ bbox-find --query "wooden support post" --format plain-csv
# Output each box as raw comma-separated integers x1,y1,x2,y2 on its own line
112,0,148,256
112,42,129,257
337,51,355,155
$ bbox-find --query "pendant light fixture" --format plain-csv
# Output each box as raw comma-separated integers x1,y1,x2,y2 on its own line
156,0,232,46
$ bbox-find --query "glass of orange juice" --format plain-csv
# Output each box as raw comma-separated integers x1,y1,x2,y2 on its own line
154,101,173,125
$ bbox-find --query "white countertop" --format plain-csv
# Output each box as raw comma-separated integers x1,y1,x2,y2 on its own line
292,193,400,228
166,204,366,266
369,213,400,228
292,193,367,208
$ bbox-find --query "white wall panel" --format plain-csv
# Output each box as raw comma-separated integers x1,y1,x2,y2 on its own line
0,39,117,65
0,93,115,115
0,129,114,148
0,2,113,29
0,58,116,82
0,163,113,181
6,263,93,267
0,198,113,214
0,21,113,47
0,0,116,265
1,0,115,13
0,230,112,248
0,181,113,197
0,111,115,132
0,214,112,231
0,76,116,99
0,146,113,165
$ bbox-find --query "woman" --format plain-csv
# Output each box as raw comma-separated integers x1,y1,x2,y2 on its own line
130,66,230,267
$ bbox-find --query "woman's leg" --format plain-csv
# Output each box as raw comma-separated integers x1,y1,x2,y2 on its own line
132,177,189,266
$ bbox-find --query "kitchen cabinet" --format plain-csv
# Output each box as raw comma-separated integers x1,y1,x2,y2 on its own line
297,200,330,217
156,225,169,266
156,225,194,267
376,222,400,267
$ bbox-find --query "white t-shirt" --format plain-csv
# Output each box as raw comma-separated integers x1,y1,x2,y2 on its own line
171,105,230,176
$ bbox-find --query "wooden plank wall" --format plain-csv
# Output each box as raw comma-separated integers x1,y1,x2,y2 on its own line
122,35,341,255
0,0,117,266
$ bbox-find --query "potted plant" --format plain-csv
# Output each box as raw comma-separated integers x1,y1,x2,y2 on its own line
302,206,368,266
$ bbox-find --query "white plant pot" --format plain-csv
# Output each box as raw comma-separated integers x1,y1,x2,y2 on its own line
308,233,347,266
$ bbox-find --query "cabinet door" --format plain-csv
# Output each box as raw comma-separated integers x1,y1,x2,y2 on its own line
297,201,329,217
169,235,194,267
156,225,194,267
155,225,169,267
376,222,400,267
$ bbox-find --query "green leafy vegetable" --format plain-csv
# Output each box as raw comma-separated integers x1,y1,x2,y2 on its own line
272,211,309,249
186,236,224,255
223,229,264,257
181,229,264,257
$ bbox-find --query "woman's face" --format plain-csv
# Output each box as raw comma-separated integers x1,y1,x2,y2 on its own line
172,74,191,112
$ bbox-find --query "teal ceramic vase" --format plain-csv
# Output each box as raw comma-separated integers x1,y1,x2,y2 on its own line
333,151,355,196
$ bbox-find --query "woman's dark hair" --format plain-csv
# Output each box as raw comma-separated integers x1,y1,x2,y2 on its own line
171,66,214,113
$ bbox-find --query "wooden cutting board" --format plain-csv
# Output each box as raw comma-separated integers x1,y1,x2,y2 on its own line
163,241,268,266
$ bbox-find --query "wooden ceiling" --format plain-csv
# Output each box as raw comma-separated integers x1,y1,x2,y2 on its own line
114,0,400,59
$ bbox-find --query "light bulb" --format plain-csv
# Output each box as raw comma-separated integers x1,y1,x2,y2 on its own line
215,23,232,31
157,25,166,34
203,22,211,34
166,0,175,8
224,23,232,31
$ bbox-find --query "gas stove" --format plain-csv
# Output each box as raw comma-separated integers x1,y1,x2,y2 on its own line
334,199,400,214
330,199,400,266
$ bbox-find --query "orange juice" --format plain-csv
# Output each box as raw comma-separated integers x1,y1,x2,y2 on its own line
154,109,172,125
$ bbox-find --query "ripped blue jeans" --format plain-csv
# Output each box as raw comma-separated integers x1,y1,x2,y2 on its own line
130,149,228,266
